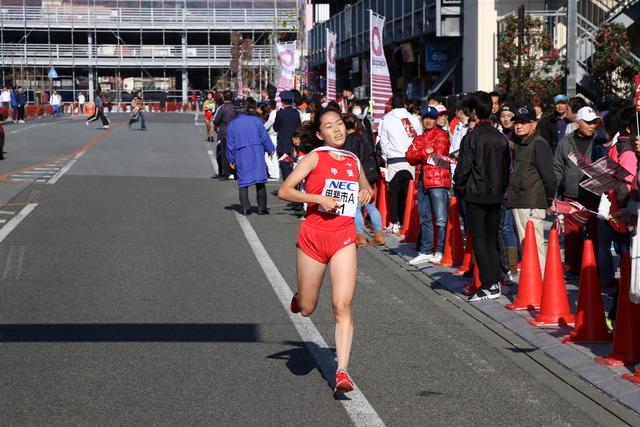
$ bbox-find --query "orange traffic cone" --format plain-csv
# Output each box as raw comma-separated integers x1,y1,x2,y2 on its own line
622,368,640,384
400,180,419,242
454,234,474,276
563,240,612,344
529,228,575,327
463,261,481,296
375,172,388,229
439,196,464,267
507,221,543,311
595,252,640,366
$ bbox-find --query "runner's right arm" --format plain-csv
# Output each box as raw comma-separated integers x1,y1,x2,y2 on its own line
277,152,339,212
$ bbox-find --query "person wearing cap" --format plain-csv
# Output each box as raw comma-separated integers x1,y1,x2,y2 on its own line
274,90,302,181
506,105,557,275
497,101,520,280
454,91,511,302
434,104,451,137
553,94,570,142
553,105,605,276
406,106,451,265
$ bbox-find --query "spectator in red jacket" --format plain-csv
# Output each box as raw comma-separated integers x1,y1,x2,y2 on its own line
406,106,451,265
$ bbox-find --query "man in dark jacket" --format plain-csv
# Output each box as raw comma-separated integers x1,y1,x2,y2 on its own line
553,106,604,275
273,90,301,181
506,105,556,275
213,90,237,180
453,91,511,301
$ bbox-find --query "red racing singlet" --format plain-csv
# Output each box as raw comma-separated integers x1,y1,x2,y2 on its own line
304,148,360,231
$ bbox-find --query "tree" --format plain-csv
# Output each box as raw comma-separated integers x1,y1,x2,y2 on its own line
497,16,564,104
590,22,638,99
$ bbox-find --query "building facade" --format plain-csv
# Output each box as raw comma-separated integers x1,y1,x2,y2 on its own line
0,0,299,104
307,0,640,100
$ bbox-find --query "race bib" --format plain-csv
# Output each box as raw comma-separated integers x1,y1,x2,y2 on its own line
318,178,359,217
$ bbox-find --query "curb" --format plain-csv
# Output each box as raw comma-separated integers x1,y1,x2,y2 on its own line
380,232,640,416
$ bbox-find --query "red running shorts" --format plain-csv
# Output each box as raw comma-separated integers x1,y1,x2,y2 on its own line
296,222,357,265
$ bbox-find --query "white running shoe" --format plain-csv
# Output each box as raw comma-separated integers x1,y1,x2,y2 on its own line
409,253,433,265
430,252,443,263
103,125,109,129
85,121,89,127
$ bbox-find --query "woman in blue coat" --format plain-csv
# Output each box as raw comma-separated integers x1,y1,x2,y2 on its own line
226,97,275,215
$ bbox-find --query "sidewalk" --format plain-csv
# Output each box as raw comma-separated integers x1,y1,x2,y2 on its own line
381,232,640,416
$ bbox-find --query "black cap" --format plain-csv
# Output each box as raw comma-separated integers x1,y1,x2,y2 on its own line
498,101,519,115
512,105,537,123
280,90,294,101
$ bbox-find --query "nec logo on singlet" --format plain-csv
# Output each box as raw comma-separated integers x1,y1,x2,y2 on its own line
328,181,358,191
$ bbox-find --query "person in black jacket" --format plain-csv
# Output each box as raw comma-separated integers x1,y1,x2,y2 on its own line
213,90,237,180
343,114,384,247
454,92,511,301
506,105,557,275
273,90,301,181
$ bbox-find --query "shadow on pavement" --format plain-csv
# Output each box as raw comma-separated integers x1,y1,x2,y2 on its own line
266,340,318,376
0,323,261,342
267,341,349,399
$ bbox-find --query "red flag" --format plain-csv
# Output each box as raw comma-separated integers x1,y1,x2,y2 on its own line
550,199,592,225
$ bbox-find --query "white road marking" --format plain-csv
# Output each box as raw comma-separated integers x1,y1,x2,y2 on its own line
0,211,15,215
0,220,6,224
9,178,35,182
0,204,37,243
205,146,219,176
48,159,77,184
9,118,72,134
33,167,59,171
235,213,385,427
2,245,25,280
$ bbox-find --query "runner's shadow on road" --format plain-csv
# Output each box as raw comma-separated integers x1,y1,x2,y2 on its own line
267,341,320,376
267,341,349,399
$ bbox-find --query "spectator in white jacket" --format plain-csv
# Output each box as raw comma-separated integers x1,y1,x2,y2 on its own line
50,90,62,117
378,94,422,233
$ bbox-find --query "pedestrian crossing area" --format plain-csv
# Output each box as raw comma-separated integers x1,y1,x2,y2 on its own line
8,157,73,184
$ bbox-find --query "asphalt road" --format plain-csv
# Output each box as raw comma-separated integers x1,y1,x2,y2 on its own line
0,113,637,426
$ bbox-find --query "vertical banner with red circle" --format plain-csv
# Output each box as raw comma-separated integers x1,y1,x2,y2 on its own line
326,29,337,102
275,41,297,105
370,11,392,130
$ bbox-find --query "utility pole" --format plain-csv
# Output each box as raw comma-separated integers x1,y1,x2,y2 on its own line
567,0,577,97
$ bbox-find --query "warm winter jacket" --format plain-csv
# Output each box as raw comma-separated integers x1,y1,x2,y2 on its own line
343,131,379,186
506,132,557,209
213,102,237,142
226,113,275,188
453,122,511,204
405,127,451,190
553,131,602,200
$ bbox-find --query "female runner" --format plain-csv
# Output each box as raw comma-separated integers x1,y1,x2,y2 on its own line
278,105,374,393
203,91,216,142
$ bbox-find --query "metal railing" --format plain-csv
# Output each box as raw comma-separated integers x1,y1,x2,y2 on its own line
0,43,275,68
0,6,298,31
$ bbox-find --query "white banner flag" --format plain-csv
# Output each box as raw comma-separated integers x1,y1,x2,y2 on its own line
275,41,297,104
326,29,337,102
370,11,392,129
